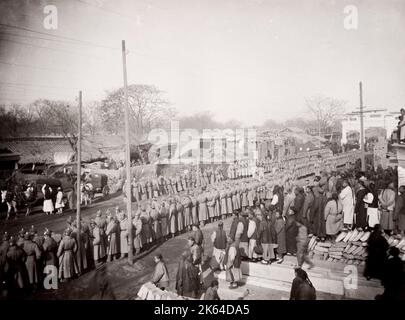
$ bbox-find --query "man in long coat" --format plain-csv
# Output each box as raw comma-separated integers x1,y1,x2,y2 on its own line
235,211,249,259
211,221,227,270
159,200,169,240
176,197,185,234
168,199,178,238
118,212,129,259
175,251,200,298
223,239,242,289
57,228,79,281
220,189,228,219
207,192,216,223
191,194,199,226
394,186,405,236
6,237,28,297
198,193,208,226
182,195,193,231
355,181,368,229
132,211,143,255
339,180,355,228
150,201,162,243
22,232,42,291
91,220,106,264
106,215,120,262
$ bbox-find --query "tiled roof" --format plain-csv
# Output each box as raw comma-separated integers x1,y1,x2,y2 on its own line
0,135,126,164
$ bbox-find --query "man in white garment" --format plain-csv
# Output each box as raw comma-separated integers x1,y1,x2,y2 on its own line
339,179,355,229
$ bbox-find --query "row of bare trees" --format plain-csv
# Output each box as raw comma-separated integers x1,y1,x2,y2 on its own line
0,86,346,151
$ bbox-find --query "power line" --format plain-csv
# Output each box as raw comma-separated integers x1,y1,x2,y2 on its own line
71,0,139,22
0,37,111,61
0,23,120,51
0,87,76,98
0,80,84,91
0,60,82,75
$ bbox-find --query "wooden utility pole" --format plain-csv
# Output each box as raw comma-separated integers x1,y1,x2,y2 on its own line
122,40,133,264
76,90,82,272
359,82,366,171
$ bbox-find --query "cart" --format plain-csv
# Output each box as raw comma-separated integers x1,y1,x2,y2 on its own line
89,173,109,196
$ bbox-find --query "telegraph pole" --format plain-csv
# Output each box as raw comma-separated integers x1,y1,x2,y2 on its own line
76,90,82,272
359,82,366,172
122,40,133,264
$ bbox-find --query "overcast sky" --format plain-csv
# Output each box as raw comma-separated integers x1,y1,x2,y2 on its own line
0,0,404,126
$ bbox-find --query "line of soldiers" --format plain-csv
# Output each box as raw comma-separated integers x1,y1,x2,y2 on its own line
127,167,226,202
0,151,360,299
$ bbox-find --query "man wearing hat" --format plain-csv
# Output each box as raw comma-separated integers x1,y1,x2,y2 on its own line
91,219,106,264
16,229,25,248
24,183,36,217
132,210,143,255
57,228,79,282
235,210,249,259
0,233,10,287
192,223,204,248
223,238,242,289
379,181,396,235
22,232,42,292
42,229,58,268
106,213,120,262
6,236,27,295
355,180,368,229
228,211,240,241
188,236,202,268
118,211,129,259
211,221,227,270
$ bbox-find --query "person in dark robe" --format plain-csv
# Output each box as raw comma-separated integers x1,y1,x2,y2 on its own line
0,233,10,289
22,232,42,293
394,185,405,236
364,224,389,281
380,247,404,300
296,220,314,269
105,214,120,262
312,186,327,239
355,180,369,229
192,224,204,247
223,239,242,289
175,251,200,298
91,262,116,300
258,212,277,264
291,187,305,223
290,267,316,300
151,254,170,290
57,228,79,282
204,279,221,300
285,213,298,256
228,212,240,241
302,186,314,230
42,229,58,268
5,236,28,298
274,211,286,263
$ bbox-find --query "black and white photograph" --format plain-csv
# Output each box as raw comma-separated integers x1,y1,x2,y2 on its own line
0,0,405,306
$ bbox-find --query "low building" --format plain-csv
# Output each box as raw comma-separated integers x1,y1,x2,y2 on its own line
341,108,399,145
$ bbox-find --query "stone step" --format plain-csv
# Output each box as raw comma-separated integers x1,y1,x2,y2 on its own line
226,261,383,299
217,274,291,300
254,257,381,288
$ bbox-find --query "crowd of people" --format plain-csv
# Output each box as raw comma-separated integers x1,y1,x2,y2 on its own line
1,148,403,300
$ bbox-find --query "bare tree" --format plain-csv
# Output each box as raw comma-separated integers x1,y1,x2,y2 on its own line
31,99,78,152
305,95,346,135
83,100,102,136
100,84,175,143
